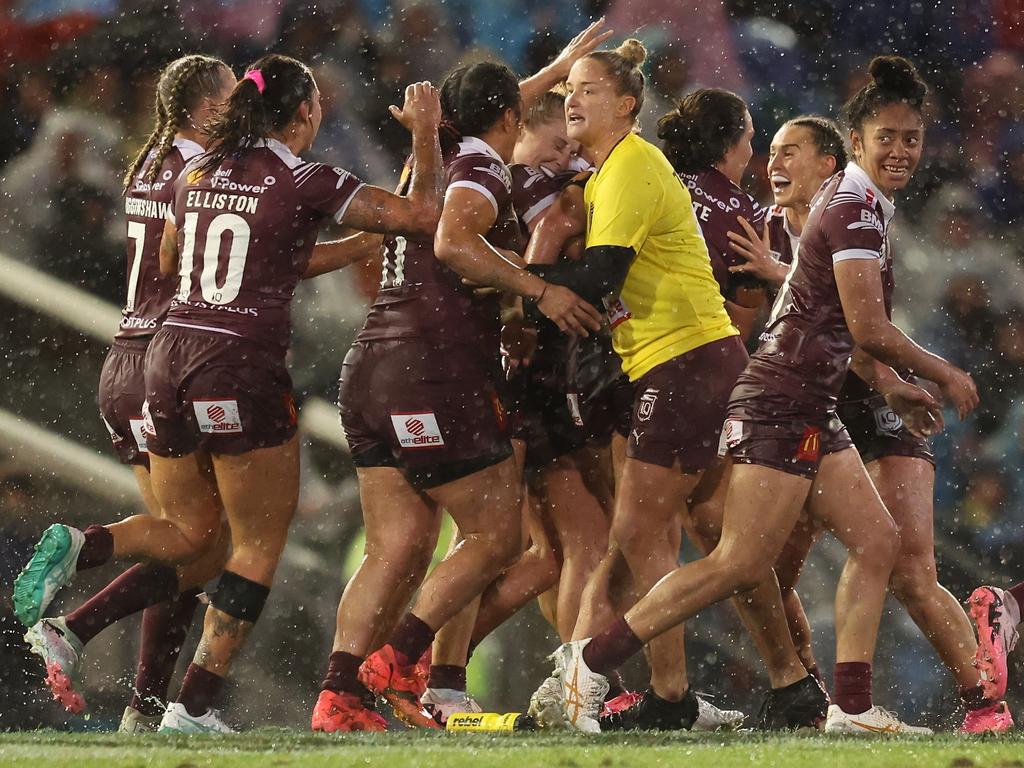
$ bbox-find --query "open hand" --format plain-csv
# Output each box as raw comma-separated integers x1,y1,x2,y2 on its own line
884,380,944,438
549,18,615,79
537,283,603,337
727,216,788,287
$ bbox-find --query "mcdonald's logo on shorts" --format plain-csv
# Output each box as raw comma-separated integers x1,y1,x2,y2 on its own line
794,426,821,463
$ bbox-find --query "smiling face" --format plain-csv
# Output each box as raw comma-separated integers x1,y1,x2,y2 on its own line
851,101,924,196
564,57,635,150
767,124,836,209
515,115,576,172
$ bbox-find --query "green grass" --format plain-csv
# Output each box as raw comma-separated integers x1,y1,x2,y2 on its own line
2,730,1023,768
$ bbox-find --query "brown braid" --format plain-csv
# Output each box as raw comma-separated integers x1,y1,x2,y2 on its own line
122,54,230,192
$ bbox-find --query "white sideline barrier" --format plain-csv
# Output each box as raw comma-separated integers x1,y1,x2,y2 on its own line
0,251,348,452
0,407,138,504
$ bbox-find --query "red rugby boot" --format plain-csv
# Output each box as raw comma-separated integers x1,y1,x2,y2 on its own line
969,586,1020,700
311,689,387,733
602,689,642,717
359,644,439,729
960,700,1014,734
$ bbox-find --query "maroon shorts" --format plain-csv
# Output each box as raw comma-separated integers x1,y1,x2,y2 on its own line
143,328,297,458
509,379,587,470
338,339,512,489
582,374,633,445
98,338,151,468
838,393,934,466
723,386,855,479
626,335,748,472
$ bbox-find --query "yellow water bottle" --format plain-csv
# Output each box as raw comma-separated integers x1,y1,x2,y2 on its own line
445,712,538,732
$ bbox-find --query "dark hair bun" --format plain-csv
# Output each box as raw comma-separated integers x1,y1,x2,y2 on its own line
843,55,929,131
658,88,747,174
868,56,927,101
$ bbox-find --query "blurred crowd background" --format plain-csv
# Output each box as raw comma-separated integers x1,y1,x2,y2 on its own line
1,0,1023,732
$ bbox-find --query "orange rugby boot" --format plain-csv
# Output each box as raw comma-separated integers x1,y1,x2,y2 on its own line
359,644,439,729
311,689,388,733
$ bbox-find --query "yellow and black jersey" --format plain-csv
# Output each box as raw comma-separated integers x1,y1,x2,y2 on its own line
584,132,737,381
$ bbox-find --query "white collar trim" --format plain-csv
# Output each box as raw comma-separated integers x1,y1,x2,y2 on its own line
173,137,205,156
255,137,303,168
846,161,897,221
461,135,504,163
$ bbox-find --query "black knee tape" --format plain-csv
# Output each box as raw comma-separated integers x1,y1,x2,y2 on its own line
208,571,269,623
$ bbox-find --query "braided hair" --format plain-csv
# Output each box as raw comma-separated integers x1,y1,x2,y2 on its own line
123,55,230,191
198,54,316,175
783,115,849,169
439,62,521,139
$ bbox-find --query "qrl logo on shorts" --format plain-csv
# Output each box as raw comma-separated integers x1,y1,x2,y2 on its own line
873,405,903,435
391,411,444,449
794,426,821,463
637,388,659,422
193,399,243,434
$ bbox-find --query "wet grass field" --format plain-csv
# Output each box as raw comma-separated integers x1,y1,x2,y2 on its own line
1,729,1022,768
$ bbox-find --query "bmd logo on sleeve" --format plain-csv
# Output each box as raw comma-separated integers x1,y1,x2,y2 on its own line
193,399,243,433
391,411,445,449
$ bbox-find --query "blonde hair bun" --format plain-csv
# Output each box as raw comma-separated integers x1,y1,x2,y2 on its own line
616,38,647,68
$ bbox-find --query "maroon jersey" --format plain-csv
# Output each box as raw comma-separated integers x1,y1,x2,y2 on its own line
735,162,896,417
680,168,767,301
164,139,364,353
509,164,576,232
118,138,204,340
765,205,798,268
358,136,523,349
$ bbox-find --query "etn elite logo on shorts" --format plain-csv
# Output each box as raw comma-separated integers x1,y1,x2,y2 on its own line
391,411,444,449
194,399,243,434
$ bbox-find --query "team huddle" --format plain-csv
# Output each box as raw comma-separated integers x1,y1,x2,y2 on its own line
11,18,1024,736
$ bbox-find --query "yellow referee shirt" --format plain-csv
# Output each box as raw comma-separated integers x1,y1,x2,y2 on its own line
585,132,737,381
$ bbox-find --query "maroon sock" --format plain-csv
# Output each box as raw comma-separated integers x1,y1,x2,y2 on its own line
834,662,872,715
177,663,225,717
130,589,200,717
1007,582,1024,613
321,651,366,695
389,613,435,667
582,617,644,676
65,563,179,645
428,664,466,692
76,525,114,571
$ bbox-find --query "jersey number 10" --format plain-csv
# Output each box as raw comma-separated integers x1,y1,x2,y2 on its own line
176,212,251,305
